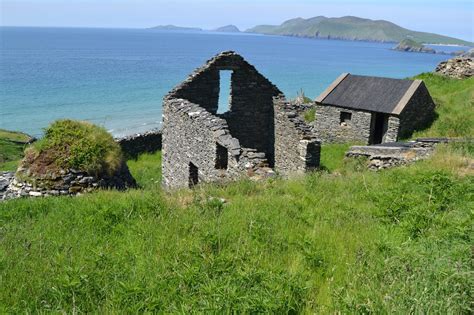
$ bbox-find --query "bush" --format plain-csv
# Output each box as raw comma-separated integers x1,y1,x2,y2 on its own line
24,120,122,176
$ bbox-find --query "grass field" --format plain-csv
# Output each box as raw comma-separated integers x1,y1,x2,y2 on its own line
0,129,34,171
0,73,473,312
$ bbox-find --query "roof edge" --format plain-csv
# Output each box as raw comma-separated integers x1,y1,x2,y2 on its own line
392,79,422,115
315,73,350,103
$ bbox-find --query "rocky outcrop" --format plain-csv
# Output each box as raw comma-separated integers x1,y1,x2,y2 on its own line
393,39,435,54
435,57,473,79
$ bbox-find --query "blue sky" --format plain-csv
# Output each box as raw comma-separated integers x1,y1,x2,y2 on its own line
1,0,473,41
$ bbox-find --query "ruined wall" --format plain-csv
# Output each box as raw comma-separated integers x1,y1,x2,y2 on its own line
116,130,162,159
162,98,243,189
311,104,373,144
274,98,321,176
166,52,281,166
162,51,318,189
222,65,280,165
398,83,436,139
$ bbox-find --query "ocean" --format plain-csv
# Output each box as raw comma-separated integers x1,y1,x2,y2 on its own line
0,27,457,137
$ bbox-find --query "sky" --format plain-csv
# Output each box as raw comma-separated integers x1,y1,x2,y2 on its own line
1,0,473,41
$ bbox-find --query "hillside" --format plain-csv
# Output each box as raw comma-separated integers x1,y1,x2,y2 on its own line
0,74,473,312
247,16,473,46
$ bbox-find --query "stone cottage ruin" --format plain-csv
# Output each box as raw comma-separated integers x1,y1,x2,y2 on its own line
162,51,320,189
313,73,436,144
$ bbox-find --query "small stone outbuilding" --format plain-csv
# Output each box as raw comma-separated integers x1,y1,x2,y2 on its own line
162,51,320,189
312,73,436,144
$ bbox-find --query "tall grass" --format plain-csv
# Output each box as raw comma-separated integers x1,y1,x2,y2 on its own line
1,147,472,313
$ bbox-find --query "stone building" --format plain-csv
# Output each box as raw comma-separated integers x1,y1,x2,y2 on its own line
162,51,320,189
312,73,436,144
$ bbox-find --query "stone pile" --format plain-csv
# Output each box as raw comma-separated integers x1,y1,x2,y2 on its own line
435,57,473,79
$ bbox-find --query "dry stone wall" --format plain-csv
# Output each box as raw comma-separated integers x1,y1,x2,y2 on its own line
162,51,320,189
116,130,162,159
1,162,136,201
311,104,373,143
274,99,320,176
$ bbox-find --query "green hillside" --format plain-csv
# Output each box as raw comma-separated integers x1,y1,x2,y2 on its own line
247,16,473,46
0,74,473,312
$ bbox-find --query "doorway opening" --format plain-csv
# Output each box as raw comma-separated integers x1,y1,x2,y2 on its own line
189,162,199,188
215,143,228,170
370,113,388,144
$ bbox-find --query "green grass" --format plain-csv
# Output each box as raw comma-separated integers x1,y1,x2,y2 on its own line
413,73,474,139
0,129,33,143
0,146,472,313
0,74,472,312
303,107,316,123
0,128,32,171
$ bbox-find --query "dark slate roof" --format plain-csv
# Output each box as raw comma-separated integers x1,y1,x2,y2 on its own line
317,74,419,114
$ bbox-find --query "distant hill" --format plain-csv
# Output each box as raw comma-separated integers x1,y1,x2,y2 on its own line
246,16,473,46
214,25,240,33
149,25,202,31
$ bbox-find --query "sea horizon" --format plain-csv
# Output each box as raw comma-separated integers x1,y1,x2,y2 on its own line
0,26,460,137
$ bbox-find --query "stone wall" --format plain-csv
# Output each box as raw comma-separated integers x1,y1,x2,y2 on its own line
398,82,436,139
1,162,136,201
162,51,319,189
167,52,281,165
162,98,244,189
345,139,449,170
311,104,373,143
274,99,321,176
116,130,162,159
384,116,400,143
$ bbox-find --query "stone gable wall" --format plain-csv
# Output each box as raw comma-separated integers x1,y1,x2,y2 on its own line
162,51,320,189
398,83,436,139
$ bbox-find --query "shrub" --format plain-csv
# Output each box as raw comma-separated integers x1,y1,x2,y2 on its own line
303,108,316,123
24,120,122,176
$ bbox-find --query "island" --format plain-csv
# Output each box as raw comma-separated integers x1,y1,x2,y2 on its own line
393,39,436,53
246,16,473,46
149,25,203,31
213,25,241,33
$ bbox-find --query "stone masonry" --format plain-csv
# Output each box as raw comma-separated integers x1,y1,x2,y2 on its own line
162,51,320,189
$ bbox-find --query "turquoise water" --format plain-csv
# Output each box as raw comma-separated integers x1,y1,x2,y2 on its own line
1,27,452,137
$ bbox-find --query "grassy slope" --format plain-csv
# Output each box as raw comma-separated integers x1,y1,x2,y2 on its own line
0,75,473,312
247,16,473,46
0,129,33,171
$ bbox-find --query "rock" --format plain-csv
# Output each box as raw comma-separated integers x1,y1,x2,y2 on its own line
435,57,473,79
28,191,43,197
69,186,83,194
